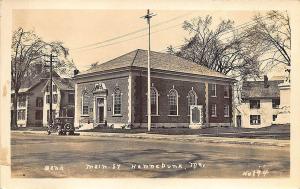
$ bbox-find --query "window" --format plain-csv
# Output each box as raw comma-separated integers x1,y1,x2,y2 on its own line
113,87,122,115
168,89,178,115
250,115,261,125
46,95,49,103
53,84,57,92
150,87,158,115
81,91,89,115
68,93,75,104
36,97,43,107
53,94,58,104
210,84,217,97
272,99,280,109
211,104,217,117
17,110,25,120
18,95,26,107
35,110,43,120
187,90,197,114
224,104,229,117
250,100,260,109
273,115,277,121
46,95,57,104
224,85,230,98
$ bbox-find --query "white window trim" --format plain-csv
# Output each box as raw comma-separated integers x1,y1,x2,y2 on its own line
224,85,230,98
150,87,159,116
187,89,198,116
211,84,217,97
211,104,217,117
250,115,261,125
167,88,179,116
224,104,229,117
112,90,123,116
81,92,89,117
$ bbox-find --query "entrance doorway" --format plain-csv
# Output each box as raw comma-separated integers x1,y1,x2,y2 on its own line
236,115,242,127
96,98,105,123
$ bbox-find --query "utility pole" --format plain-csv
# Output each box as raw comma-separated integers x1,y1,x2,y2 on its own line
141,9,156,132
45,53,57,126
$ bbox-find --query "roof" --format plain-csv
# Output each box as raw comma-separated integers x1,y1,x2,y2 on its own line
241,80,284,99
78,49,232,80
53,77,75,90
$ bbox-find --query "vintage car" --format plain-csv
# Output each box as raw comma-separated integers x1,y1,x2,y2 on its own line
47,117,75,135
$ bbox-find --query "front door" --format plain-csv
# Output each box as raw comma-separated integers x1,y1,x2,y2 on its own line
96,98,105,123
98,106,104,123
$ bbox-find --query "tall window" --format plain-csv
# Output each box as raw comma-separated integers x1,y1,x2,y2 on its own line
211,104,217,117
150,87,158,115
18,95,26,107
224,85,230,98
113,87,122,115
168,89,178,115
68,93,75,104
250,115,261,125
53,84,57,92
36,97,43,107
53,94,58,104
82,91,89,115
187,90,197,114
250,100,260,109
210,84,217,97
224,104,229,117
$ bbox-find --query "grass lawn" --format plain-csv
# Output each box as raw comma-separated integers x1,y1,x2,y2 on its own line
80,124,290,140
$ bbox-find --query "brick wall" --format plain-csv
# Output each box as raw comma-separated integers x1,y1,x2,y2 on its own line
76,76,129,125
208,84,232,123
134,76,206,124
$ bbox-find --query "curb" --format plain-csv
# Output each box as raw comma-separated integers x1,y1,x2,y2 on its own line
12,130,289,148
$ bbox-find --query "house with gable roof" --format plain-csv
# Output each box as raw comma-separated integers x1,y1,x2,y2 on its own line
11,70,75,127
235,76,286,128
74,49,235,129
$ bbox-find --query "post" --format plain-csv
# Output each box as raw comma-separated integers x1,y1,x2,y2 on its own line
45,53,57,126
49,54,53,125
141,9,156,132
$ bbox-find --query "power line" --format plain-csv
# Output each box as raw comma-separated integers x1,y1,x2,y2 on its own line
159,14,271,52
71,12,193,51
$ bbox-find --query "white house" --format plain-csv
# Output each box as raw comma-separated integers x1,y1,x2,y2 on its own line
235,76,284,128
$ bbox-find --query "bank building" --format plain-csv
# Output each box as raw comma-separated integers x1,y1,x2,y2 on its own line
73,49,235,129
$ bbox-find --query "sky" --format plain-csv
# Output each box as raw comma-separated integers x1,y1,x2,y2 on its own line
12,9,280,76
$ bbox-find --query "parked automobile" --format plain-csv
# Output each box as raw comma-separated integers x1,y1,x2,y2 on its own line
47,117,75,135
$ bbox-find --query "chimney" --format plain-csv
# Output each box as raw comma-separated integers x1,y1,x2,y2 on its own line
74,69,79,76
264,75,269,88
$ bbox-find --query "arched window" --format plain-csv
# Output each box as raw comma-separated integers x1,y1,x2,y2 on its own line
113,87,122,115
168,88,178,115
81,90,89,115
187,90,197,114
150,87,159,115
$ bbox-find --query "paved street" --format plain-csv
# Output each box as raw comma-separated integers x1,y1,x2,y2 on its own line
11,133,289,178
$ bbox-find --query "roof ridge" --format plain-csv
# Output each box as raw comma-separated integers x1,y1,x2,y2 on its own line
131,49,139,67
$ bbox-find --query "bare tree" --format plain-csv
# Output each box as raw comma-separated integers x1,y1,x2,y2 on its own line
11,27,76,128
245,11,290,69
168,16,262,80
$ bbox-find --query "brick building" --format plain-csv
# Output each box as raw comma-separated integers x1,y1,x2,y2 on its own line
74,49,235,129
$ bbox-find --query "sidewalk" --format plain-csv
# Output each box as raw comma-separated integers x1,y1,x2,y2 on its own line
12,130,289,148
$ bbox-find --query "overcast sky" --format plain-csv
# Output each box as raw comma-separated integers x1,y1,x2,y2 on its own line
13,10,269,73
